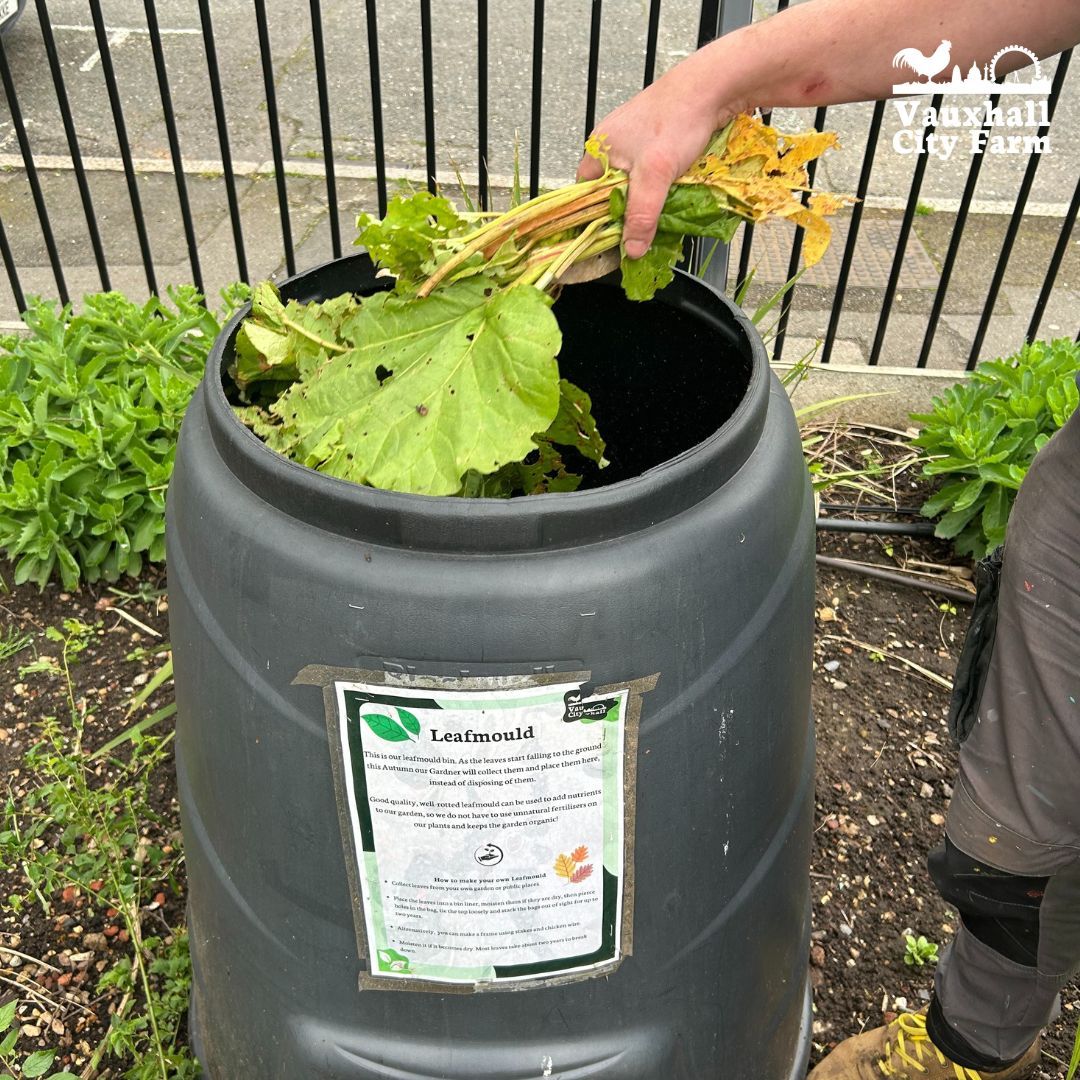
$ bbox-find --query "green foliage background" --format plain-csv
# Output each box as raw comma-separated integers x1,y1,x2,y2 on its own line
0,286,247,589
913,338,1079,558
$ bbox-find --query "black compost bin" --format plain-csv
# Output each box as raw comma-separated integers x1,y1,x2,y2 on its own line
167,254,816,1079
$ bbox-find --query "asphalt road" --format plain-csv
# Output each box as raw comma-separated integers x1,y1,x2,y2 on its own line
0,0,1076,206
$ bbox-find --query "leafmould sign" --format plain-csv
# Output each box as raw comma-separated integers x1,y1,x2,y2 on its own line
294,665,658,992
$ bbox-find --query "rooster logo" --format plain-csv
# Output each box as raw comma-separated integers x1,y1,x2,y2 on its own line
893,40,952,82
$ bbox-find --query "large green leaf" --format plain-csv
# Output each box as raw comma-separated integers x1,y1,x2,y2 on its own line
268,280,562,495
619,231,684,302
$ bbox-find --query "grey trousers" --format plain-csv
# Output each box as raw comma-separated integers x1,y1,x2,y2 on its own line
930,402,1080,1066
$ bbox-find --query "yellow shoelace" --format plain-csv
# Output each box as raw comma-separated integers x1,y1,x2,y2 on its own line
877,1012,983,1079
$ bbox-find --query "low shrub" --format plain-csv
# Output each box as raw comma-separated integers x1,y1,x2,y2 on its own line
0,285,247,589
912,337,1079,559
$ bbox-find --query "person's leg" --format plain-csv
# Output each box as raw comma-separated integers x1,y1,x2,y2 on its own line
808,407,1080,1079
928,402,1080,1068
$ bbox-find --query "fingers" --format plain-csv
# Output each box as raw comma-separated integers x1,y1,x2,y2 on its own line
621,153,678,259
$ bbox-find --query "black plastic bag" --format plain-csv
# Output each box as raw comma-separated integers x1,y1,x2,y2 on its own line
947,546,1004,744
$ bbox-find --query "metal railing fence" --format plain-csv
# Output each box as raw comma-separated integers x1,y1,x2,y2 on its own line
0,0,1076,370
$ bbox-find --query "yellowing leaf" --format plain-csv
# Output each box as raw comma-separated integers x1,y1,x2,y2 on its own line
674,113,852,269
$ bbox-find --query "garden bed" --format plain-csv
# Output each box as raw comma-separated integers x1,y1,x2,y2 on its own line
0,498,1077,1078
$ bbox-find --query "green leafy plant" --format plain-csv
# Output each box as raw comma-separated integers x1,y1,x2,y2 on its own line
0,284,249,589
912,338,1079,558
234,114,848,497
903,933,940,967
0,618,196,1078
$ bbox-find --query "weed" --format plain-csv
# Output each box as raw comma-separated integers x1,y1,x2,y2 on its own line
914,200,935,216
903,933,940,967
0,626,32,664
0,999,77,1078
0,619,197,1078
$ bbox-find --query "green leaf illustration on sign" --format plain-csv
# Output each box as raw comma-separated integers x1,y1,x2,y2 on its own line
361,712,413,742
602,704,621,723
395,707,421,737
377,947,412,973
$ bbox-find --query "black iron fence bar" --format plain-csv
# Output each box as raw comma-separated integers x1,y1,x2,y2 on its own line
914,92,1001,369
363,0,388,217
197,0,247,282
0,35,67,304
35,0,109,292
0,211,25,314
772,104,828,363
696,0,721,47
529,0,545,200
643,0,662,88
1027,171,1080,344
584,0,602,139
866,93,943,366
253,0,295,277
820,99,885,364
89,0,156,296
144,0,203,294
309,0,341,259
420,0,437,194
478,0,489,210
968,49,1072,369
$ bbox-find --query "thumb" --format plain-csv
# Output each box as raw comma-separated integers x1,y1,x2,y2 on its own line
576,151,603,182
621,162,674,259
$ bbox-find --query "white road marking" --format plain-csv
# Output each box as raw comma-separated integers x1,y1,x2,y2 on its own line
49,24,202,73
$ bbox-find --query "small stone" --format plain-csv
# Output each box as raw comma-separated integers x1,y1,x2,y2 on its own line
894,996,908,1011
867,815,881,826
823,660,841,673
20,1024,40,1037
810,945,826,967
919,782,934,799
875,717,891,731
831,680,848,691
57,972,72,987
918,989,932,1002
839,923,853,937
50,1018,64,1036
930,813,945,826
818,607,837,623
82,933,108,951
942,782,954,797
8,954,21,968
103,926,119,938
132,672,149,687
61,886,77,904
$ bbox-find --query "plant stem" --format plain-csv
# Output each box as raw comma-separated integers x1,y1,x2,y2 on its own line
281,314,347,354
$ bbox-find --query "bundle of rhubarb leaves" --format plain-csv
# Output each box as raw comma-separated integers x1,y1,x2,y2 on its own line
232,114,848,498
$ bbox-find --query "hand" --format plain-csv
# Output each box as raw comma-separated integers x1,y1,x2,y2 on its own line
577,50,736,259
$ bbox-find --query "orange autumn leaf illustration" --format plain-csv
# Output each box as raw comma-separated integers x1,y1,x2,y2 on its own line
554,854,577,880
571,845,589,863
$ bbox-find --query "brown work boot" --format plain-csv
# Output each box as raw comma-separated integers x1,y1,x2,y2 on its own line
807,1008,1041,1079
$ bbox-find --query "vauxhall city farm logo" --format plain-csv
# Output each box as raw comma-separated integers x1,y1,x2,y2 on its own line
890,42,1052,160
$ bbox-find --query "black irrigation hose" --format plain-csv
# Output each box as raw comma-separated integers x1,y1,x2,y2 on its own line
818,502,923,517
816,554,974,605
816,517,937,537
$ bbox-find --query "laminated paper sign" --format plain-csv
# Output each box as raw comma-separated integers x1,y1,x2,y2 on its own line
295,666,656,990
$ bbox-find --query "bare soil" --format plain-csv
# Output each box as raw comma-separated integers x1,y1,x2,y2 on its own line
0,524,1076,1077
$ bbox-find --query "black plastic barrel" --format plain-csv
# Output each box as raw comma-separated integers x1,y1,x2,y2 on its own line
167,254,815,1079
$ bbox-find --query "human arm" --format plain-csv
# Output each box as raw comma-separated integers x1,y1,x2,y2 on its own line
580,0,1080,257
